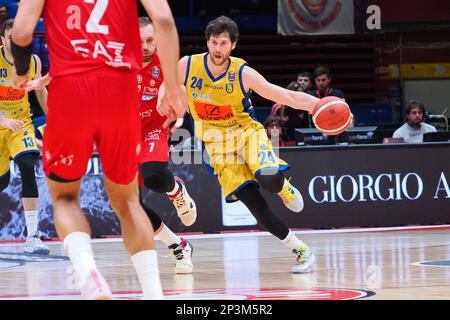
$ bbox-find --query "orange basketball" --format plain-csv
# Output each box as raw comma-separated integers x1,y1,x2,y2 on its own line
312,96,352,135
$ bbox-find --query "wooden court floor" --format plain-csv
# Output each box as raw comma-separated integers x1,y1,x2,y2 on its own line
0,227,449,300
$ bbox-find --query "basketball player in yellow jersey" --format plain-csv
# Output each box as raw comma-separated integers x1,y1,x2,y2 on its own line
176,16,322,273
0,19,49,254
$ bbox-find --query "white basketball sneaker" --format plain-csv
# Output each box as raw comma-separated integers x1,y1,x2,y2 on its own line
278,179,304,213
168,177,197,226
292,245,315,274
169,238,193,274
80,269,113,300
24,232,50,255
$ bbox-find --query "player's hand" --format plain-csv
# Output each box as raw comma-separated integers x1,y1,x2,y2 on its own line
0,117,24,132
11,67,30,90
157,85,187,118
25,74,53,92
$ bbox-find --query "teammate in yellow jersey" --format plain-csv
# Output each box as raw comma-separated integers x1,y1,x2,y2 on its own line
0,19,49,254
174,16,323,273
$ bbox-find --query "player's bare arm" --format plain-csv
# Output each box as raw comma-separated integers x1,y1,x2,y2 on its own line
242,66,320,113
25,73,52,93
32,55,48,114
140,0,186,119
11,0,45,89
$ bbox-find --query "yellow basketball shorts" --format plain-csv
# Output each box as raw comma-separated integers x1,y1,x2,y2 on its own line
0,121,39,176
204,121,289,202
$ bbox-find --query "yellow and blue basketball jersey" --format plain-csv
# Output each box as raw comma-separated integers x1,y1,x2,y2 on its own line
184,53,288,202
0,46,36,124
0,47,39,176
185,53,256,143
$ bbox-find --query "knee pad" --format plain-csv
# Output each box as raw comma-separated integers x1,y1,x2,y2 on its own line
0,171,10,192
14,153,39,198
140,162,175,193
255,171,284,193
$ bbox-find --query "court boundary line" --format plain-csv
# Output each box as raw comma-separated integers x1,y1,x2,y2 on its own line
1,224,449,247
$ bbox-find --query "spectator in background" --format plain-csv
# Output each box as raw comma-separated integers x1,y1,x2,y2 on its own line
280,77,311,141
0,6,8,38
295,71,313,92
309,66,345,99
263,115,294,146
393,100,437,143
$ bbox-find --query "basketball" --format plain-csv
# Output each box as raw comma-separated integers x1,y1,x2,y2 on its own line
312,96,353,135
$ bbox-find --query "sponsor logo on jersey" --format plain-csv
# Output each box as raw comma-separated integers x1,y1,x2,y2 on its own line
0,86,25,101
226,83,234,94
152,66,160,79
140,109,153,119
143,87,158,96
228,70,236,82
137,74,143,84
149,79,156,86
142,95,156,101
144,129,162,141
194,101,234,121
191,92,212,102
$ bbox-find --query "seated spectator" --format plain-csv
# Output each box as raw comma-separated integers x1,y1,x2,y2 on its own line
0,6,8,41
295,71,313,92
393,100,437,143
309,66,345,99
281,79,311,140
263,115,295,147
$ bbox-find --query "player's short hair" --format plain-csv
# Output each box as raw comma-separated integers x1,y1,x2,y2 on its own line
205,16,239,43
138,16,152,28
1,18,13,37
314,66,331,79
297,71,312,82
404,100,426,115
264,115,283,128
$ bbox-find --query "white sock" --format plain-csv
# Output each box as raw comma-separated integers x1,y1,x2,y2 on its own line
156,225,181,247
281,230,306,251
166,179,180,196
24,210,38,237
131,250,164,300
63,232,97,286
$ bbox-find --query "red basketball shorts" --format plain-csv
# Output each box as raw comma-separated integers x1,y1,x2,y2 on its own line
43,69,141,185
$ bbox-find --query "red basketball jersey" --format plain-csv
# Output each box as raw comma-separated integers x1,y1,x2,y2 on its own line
137,53,165,129
43,0,142,77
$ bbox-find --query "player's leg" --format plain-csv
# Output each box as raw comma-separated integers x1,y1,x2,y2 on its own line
139,191,193,274
43,74,111,299
103,176,163,299
0,145,10,192
0,170,9,192
8,122,49,254
139,125,197,226
245,123,304,212
97,70,163,299
235,183,315,273
14,152,49,254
